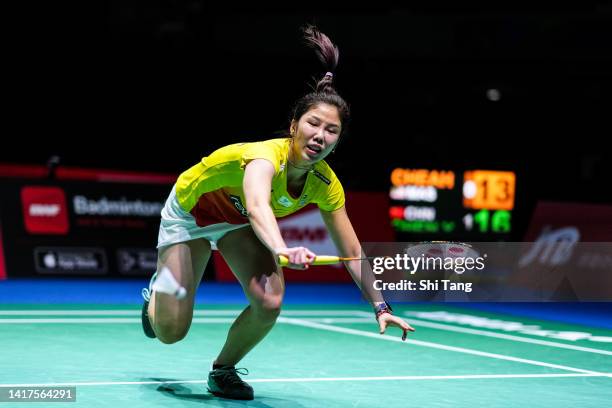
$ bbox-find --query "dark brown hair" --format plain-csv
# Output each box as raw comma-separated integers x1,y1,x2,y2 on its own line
291,25,350,136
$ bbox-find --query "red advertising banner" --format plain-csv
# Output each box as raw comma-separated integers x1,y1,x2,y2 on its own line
0,226,6,280
523,201,612,242
1,164,396,283
214,191,395,282
513,201,612,300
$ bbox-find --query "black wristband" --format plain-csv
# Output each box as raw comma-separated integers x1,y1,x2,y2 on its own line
374,302,393,320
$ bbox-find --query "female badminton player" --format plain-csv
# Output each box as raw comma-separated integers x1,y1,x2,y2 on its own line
141,25,415,400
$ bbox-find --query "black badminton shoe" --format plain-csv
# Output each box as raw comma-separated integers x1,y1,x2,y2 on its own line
208,365,254,400
140,272,157,339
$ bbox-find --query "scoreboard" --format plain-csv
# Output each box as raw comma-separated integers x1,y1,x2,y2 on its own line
389,168,516,241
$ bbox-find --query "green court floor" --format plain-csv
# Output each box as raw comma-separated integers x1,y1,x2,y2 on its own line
1,304,611,407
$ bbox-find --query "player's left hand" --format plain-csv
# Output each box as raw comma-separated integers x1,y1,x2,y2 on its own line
378,313,415,341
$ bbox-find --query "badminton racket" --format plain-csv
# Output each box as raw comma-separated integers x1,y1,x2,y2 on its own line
278,255,383,266
278,241,479,267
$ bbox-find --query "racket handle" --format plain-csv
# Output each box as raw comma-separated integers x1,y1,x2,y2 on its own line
278,255,342,266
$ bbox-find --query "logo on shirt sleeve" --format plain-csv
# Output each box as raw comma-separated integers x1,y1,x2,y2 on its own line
311,169,331,185
229,195,249,217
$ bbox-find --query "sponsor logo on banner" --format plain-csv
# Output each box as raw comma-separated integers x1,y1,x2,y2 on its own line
34,247,107,275
116,248,158,275
516,202,612,300
72,195,163,216
21,186,69,235
519,227,580,267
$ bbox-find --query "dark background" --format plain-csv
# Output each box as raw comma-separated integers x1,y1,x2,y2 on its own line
5,2,612,206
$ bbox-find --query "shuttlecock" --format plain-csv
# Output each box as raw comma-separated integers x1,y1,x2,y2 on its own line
152,266,187,299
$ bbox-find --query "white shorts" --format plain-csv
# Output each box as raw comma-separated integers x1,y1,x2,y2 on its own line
157,185,250,250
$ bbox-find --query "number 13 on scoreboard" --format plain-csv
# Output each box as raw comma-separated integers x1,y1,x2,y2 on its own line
463,170,516,210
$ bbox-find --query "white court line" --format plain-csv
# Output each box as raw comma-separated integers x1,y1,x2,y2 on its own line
0,310,141,316
0,310,366,316
0,318,238,324
0,317,364,324
0,310,367,324
279,317,609,376
348,311,612,357
3,310,610,357
405,317,612,356
1,373,610,388
1,314,611,356
324,314,612,357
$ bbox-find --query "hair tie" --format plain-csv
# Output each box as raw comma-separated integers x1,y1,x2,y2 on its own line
324,72,334,79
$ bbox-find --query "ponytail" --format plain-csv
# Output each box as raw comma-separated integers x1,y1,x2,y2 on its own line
291,25,350,134
303,25,339,94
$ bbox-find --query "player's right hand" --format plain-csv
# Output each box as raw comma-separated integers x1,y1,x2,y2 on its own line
274,247,316,270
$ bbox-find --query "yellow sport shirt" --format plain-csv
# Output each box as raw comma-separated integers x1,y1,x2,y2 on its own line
175,138,345,226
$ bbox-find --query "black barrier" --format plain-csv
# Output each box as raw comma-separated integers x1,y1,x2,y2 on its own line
0,179,173,278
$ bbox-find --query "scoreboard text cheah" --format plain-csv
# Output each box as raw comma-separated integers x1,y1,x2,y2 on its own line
389,168,516,239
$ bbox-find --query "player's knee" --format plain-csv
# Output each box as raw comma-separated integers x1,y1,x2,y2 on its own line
254,297,282,322
155,320,190,344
